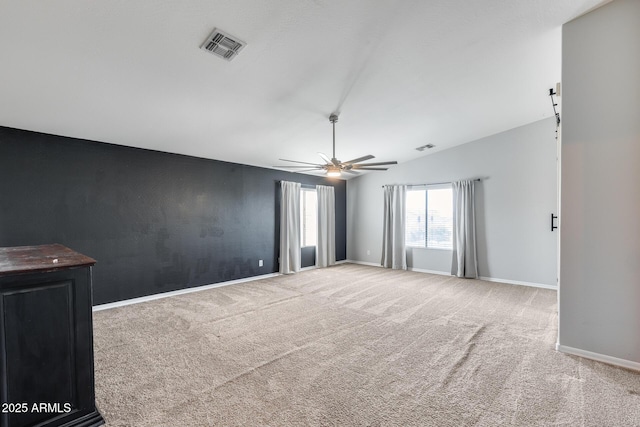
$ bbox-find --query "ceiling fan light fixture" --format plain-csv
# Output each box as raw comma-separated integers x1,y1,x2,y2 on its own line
327,167,341,177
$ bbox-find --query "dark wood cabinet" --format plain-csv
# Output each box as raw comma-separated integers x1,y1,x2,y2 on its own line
0,244,104,427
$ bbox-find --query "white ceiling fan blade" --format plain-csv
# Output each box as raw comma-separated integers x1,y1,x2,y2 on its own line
318,152,332,164
274,165,324,169
342,169,360,175
353,167,389,170
343,154,375,164
278,158,324,166
354,161,398,167
292,168,325,173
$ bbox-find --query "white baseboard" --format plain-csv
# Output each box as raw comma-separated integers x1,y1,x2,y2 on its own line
556,343,640,372
93,272,280,312
94,260,354,312
408,267,450,276
408,269,554,290
479,276,557,290
345,261,449,277
301,260,350,271
346,259,382,268
346,260,556,290
99,262,553,312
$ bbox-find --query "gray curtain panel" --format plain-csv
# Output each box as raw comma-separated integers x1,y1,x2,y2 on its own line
451,180,478,278
316,185,336,268
280,181,301,274
381,185,407,270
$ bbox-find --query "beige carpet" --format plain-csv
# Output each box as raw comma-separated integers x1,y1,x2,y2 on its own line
93,264,640,426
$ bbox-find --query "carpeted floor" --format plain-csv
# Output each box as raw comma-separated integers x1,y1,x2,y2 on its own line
93,263,640,426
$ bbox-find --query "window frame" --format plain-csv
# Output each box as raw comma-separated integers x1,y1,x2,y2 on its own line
405,188,427,248
300,187,318,248
405,184,454,251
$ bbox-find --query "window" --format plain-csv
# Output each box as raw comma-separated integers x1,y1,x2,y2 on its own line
406,190,426,247
301,188,317,247
405,186,453,250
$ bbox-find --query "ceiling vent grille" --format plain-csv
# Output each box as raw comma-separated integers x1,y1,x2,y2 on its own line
416,144,435,151
200,28,246,61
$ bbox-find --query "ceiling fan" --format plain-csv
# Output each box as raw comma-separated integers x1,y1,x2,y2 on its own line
274,114,397,177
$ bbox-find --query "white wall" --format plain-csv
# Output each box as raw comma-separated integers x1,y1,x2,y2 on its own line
559,0,640,365
348,117,558,287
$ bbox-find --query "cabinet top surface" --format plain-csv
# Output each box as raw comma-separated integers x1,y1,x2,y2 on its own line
0,244,96,276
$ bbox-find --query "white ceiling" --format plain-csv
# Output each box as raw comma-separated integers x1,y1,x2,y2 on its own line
0,0,607,178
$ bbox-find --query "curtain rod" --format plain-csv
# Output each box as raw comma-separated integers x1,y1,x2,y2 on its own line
382,178,481,188
277,180,318,189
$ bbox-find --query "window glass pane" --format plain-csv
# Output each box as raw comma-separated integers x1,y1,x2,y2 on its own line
427,188,453,249
405,190,426,247
301,189,317,247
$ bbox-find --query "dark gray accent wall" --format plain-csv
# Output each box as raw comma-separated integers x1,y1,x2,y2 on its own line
0,126,346,305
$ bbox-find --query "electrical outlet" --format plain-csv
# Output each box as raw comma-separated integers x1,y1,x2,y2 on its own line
367,250,370,256
258,259,263,267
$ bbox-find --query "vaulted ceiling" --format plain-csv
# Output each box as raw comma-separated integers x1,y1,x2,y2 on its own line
0,0,607,177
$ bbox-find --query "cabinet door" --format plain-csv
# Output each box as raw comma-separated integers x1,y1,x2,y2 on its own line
0,268,101,427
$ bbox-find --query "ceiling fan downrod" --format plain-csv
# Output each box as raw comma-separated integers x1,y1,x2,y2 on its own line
330,114,339,161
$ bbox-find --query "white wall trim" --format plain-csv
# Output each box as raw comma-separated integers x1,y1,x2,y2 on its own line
346,259,556,290
97,262,555,312
93,272,280,312
346,260,382,268
479,276,557,290
301,260,351,271
556,344,640,372
408,267,450,276
94,260,352,312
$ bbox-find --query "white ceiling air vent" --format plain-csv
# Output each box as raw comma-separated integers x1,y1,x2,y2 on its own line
200,28,246,61
416,144,435,151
